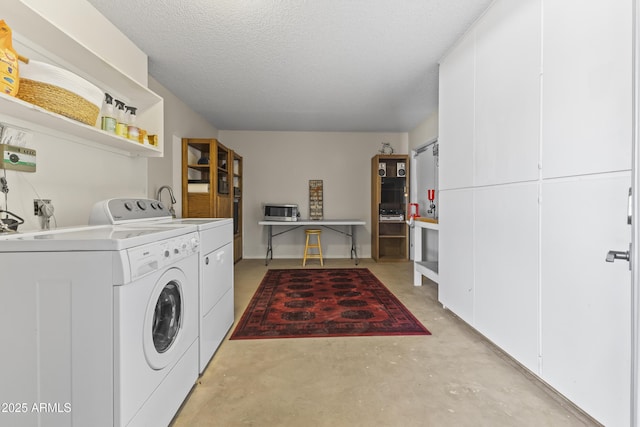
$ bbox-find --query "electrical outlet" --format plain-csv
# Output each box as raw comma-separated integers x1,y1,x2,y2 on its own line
34,199,52,215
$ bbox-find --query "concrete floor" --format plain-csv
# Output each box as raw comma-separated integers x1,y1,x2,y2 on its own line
171,258,599,427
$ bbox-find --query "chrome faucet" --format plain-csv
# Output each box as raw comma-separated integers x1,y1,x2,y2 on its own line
157,185,177,218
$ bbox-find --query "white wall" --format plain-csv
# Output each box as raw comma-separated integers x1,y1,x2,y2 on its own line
21,0,148,86
218,130,407,260
408,111,438,152
0,117,148,231
147,77,220,216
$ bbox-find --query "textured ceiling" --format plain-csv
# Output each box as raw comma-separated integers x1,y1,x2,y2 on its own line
86,0,492,132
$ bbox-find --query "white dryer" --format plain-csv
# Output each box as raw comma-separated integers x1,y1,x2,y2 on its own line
166,217,234,373
0,224,200,427
90,198,235,373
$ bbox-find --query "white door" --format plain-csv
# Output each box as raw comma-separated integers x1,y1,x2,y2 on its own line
540,2,632,425
604,1,640,424
632,1,640,424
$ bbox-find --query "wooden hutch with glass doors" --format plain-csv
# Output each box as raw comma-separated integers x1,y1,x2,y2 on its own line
182,138,243,262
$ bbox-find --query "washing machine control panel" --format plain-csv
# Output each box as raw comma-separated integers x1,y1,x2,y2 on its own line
89,198,173,224
128,232,199,280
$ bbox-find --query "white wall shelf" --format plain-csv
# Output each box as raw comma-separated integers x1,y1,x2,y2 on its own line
0,93,161,156
3,0,164,157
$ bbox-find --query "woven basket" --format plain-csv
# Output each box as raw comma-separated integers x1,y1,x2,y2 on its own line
15,60,103,126
17,78,100,126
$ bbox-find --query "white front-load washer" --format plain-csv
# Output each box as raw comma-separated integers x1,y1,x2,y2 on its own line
115,230,199,426
0,225,200,427
90,198,235,373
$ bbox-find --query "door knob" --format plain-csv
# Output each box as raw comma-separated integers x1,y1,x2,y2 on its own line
606,243,631,270
606,250,629,262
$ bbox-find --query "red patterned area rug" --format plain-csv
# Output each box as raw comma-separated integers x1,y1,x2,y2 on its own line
230,268,431,339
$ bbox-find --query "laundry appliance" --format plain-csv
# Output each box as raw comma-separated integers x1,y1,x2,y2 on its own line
90,198,234,373
0,224,200,427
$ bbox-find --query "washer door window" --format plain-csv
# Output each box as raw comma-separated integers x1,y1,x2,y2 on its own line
144,268,187,370
152,281,182,353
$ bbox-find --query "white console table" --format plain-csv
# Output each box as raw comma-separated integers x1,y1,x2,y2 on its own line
412,218,439,286
258,219,366,265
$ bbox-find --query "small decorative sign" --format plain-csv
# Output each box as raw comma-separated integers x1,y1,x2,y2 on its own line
309,179,323,220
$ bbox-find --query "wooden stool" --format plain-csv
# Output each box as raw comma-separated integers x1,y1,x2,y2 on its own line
303,229,323,266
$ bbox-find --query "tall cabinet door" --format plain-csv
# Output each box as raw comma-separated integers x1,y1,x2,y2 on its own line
542,1,631,179
474,183,539,372
439,33,475,192
541,176,631,425
474,0,541,187
539,2,633,425
438,189,474,324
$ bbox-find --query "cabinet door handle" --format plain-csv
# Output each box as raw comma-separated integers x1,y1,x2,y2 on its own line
606,243,631,270
205,256,209,265
628,187,632,225
606,250,629,262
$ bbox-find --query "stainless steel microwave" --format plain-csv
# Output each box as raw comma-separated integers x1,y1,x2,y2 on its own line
263,204,299,221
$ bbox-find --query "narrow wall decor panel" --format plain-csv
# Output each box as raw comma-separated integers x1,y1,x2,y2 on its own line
474,183,539,372
438,189,474,323
542,1,632,179
439,34,475,191
474,0,541,186
541,175,631,426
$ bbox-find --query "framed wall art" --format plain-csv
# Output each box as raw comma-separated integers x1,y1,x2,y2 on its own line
309,179,323,220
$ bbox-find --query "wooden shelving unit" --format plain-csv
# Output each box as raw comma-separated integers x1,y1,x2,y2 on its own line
182,138,243,261
232,152,243,262
371,154,409,261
